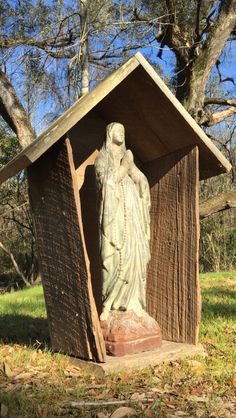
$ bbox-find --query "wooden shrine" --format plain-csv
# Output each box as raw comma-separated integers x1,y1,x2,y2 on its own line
0,53,231,363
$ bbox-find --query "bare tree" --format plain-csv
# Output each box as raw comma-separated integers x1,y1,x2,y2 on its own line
0,1,235,280
0,0,235,202
132,0,236,126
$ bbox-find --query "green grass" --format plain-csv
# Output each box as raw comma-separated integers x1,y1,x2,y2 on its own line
0,285,46,317
0,285,49,346
199,271,236,389
200,271,236,346
200,270,236,280
0,272,236,417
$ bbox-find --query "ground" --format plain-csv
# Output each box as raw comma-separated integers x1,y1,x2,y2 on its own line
0,272,235,417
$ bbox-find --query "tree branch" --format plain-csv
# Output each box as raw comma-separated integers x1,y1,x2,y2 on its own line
0,241,31,287
200,2,218,36
202,97,236,125
0,32,80,50
79,0,89,96
184,0,236,117
202,107,236,126
204,97,236,106
156,0,188,65
195,0,202,42
199,1,236,79
0,70,36,148
216,59,236,85
200,192,236,219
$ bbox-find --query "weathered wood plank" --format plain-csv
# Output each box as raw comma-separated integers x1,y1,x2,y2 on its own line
144,146,201,344
28,138,106,362
69,118,106,315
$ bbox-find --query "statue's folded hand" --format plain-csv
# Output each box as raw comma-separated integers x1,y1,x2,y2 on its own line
121,149,134,169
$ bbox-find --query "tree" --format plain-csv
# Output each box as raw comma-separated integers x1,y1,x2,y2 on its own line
132,1,236,125
0,0,235,280
0,1,235,148
0,128,37,289
0,0,122,145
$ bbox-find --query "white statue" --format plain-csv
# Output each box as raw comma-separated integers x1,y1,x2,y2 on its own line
94,123,151,321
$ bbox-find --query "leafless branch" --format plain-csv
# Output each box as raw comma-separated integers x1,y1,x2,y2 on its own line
201,2,218,35
200,192,236,219
0,241,31,287
0,201,28,219
4,214,33,234
216,59,236,86
205,107,236,125
204,97,236,106
63,398,154,410
195,0,202,42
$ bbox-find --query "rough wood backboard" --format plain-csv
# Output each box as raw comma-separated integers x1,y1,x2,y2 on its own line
144,146,201,344
28,138,105,362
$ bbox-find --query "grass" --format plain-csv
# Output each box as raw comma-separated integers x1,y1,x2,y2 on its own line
0,272,235,417
0,285,49,346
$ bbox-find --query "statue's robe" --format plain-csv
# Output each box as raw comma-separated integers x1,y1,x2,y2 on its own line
95,148,151,320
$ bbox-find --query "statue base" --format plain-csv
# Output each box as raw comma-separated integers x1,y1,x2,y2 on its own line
100,310,162,356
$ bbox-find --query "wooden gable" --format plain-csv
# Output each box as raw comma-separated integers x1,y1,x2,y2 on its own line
0,52,231,184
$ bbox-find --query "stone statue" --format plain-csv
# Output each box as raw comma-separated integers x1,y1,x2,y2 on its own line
94,122,151,321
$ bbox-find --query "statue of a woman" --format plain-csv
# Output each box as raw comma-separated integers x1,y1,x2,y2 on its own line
95,123,151,321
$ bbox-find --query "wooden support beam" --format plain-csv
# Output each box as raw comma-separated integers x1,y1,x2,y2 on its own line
28,138,106,362
144,146,201,344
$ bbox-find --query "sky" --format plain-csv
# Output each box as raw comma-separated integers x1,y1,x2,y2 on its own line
1,0,236,140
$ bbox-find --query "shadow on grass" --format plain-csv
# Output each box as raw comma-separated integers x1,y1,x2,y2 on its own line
202,287,236,320
0,315,50,347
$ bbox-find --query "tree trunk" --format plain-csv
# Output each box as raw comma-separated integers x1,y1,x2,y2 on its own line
182,0,236,121
0,69,36,148
80,0,89,96
175,63,191,104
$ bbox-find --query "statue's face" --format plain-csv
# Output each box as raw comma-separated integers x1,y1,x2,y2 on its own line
112,124,125,145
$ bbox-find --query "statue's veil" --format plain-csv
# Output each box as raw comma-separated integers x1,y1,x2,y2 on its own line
102,123,126,155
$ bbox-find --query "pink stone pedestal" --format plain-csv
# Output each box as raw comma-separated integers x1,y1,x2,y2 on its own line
100,310,162,356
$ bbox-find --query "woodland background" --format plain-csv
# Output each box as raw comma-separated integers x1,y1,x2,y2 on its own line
0,0,235,292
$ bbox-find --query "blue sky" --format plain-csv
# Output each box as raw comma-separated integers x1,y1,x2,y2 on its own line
2,0,235,139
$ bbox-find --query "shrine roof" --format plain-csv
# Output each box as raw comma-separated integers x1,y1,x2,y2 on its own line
0,52,231,184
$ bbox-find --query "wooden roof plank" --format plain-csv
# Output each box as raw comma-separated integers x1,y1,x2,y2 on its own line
0,56,139,184
0,52,232,184
0,154,31,184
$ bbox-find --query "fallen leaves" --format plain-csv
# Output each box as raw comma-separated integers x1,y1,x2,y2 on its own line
186,359,205,373
0,344,236,418
63,365,82,377
13,371,36,380
130,392,147,401
1,361,13,378
110,406,137,417
36,404,48,418
0,404,8,418
190,386,204,396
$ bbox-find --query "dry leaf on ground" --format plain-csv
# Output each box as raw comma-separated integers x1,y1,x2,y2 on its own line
2,362,12,378
0,404,9,418
110,406,137,418
186,360,205,373
130,392,146,401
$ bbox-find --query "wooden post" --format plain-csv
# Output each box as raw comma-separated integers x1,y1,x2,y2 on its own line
144,146,201,344
28,138,106,362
